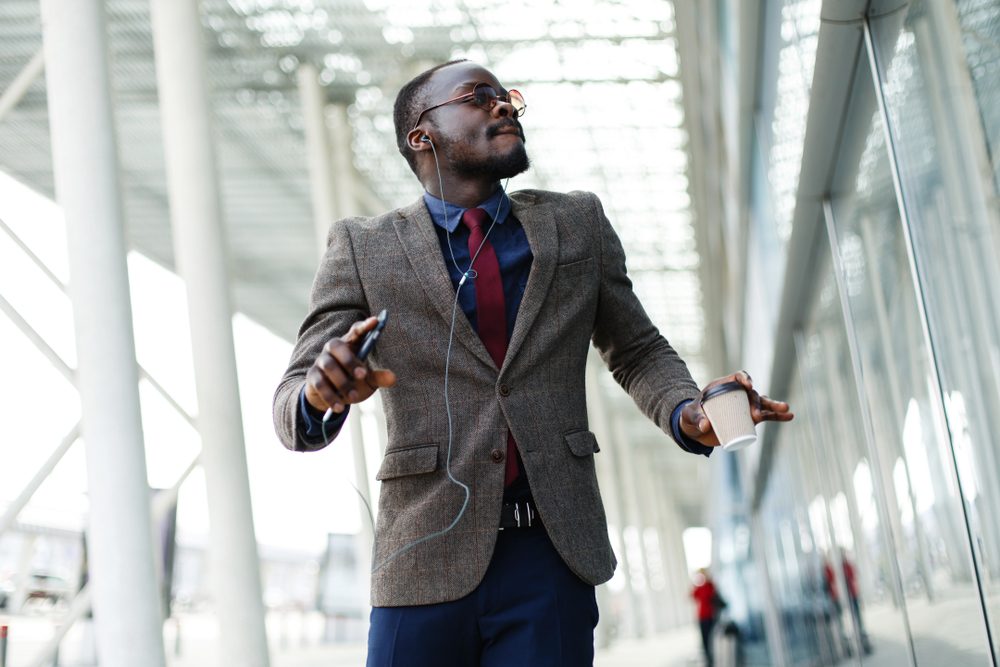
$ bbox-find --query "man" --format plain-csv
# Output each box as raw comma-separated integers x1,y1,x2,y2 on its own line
273,60,793,666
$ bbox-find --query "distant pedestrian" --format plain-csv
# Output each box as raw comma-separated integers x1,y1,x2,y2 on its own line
691,568,725,667
823,553,872,655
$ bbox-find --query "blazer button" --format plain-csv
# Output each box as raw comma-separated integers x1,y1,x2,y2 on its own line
499,384,511,397
490,448,505,463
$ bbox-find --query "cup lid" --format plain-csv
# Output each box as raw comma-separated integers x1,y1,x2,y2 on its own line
702,380,745,402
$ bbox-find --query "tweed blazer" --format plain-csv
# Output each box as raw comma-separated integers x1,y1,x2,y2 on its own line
273,188,701,607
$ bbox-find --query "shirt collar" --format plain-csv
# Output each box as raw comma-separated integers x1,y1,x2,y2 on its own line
423,187,511,233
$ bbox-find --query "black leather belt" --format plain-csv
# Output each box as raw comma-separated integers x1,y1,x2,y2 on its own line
499,500,540,530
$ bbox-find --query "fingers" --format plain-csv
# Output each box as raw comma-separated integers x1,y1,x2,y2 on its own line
368,368,398,389
343,316,378,345
753,409,795,422
750,395,795,423
307,343,362,413
681,400,718,445
735,369,752,391
334,315,382,383
759,395,791,412
305,364,347,414
326,337,368,383
305,316,395,414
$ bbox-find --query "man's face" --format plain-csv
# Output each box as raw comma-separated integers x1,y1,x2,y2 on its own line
419,62,530,180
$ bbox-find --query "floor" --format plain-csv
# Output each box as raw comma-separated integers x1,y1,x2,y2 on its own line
0,611,706,667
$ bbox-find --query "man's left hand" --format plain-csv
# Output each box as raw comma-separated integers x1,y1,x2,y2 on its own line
679,370,794,447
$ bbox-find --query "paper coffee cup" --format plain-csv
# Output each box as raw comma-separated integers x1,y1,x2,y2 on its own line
701,381,756,452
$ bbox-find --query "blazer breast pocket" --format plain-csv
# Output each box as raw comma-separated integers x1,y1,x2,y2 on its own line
375,443,439,481
553,257,598,319
555,256,595,280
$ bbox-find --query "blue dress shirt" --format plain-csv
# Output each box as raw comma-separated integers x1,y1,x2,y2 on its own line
298,189,710,457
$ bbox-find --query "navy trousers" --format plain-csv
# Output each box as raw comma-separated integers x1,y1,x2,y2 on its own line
366,527,599,666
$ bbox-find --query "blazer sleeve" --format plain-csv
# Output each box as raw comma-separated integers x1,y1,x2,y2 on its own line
273,218,371,452
587,193,702,440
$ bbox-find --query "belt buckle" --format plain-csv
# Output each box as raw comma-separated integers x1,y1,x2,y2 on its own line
499,501,536,530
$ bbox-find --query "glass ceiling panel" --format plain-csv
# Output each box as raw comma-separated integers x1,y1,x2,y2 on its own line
0,0,705,378
328,0,705,370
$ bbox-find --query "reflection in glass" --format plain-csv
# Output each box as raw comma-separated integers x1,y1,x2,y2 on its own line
830,24,992,659
957,0,1000,193
799,267,911,664
760,0,822,243
870,0,1000,655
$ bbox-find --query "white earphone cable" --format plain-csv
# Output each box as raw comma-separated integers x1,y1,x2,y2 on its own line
327,136,512,571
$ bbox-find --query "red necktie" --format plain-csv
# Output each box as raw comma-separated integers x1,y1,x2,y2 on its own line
461,208,519,486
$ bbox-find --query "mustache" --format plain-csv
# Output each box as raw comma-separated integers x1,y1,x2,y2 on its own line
487,119,525,140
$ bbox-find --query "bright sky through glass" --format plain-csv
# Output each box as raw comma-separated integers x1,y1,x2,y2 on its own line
0,171,364,553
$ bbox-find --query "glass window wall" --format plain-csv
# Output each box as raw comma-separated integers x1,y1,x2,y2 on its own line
869,2,1000,653
826,53,991,663
759,248,914,665
738,6,1000,661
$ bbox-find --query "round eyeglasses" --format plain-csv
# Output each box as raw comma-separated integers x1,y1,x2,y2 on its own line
412,83,526,130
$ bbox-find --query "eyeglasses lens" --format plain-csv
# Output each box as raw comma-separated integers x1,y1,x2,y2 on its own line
508,90,526,117
473,85,526,118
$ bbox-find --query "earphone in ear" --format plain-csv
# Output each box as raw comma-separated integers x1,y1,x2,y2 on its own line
421,135,431,143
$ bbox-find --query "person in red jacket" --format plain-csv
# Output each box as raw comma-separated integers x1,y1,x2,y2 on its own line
691,568,725,666
823,553,872,655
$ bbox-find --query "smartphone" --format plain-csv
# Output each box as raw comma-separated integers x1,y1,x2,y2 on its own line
322,309,388,422
357,309,388,360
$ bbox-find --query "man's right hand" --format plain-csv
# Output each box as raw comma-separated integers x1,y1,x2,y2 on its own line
304,316,397,415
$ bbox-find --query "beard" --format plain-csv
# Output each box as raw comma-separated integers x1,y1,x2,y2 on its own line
438,124,531,180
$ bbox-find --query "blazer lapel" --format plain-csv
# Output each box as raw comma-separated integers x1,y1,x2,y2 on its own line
504,191,557,370
393,197,496,370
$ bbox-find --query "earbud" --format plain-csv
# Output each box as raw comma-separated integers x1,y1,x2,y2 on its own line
421,135,431,143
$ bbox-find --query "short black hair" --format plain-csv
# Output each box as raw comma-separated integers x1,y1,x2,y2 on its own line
393,59,467,174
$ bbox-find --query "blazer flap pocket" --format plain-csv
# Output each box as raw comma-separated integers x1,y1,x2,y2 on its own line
564,430,600,457
375,444,439,481
556,256,594,277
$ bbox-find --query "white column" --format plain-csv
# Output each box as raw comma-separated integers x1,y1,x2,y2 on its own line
609,420,657,636
630,447,672,633
297,64,374,599
39,2,166,664
348,411,374,572
586,358,641,638
328,103,359,218
656,492,691,629
297,63,338,250
637,453,686,631
148,1,270,665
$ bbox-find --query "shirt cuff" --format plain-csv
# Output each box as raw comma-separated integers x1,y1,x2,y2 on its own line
671,399,713,457
299,388,349,444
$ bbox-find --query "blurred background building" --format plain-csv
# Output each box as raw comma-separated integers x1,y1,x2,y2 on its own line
0,0,998,665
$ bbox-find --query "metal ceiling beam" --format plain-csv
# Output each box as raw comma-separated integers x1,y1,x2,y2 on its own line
674,0,727,378
0,48,44,123
752,0,871,509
